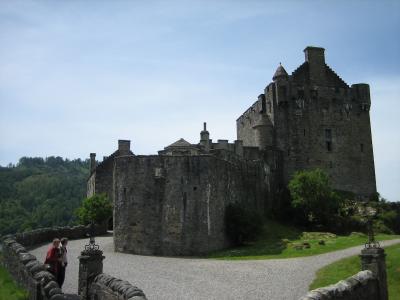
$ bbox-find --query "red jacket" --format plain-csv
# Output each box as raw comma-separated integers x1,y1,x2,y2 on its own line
45,246,60,275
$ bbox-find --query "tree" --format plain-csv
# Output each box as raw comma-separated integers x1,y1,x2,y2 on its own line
225,202,263,245
76,194,112,225
288,169,341,228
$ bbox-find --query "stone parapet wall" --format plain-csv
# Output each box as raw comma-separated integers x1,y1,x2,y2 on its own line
12,223,108,248
299,270,379,300
90,273,147,300
1,224,147,300
1,236,73,300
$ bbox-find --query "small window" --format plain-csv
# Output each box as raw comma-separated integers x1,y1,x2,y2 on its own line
303,129,306,136
326,141,332,152
325,129,332,140
360,144,364,152
310,89,318,98
298,89,305,99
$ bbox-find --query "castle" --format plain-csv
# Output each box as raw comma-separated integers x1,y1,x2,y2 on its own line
87,47,376,256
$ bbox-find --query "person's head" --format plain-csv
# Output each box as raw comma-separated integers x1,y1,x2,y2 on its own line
52,238,60,247
61,237,68,246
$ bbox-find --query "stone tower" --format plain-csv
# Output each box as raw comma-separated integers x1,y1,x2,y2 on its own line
237,46,376,198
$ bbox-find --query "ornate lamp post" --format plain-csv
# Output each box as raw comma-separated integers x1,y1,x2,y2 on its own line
360,201,380,248
359,200,388,300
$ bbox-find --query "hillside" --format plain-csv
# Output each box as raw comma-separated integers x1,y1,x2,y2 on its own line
0,157,89,236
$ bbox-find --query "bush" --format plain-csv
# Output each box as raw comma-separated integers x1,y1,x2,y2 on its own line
225,202,263,246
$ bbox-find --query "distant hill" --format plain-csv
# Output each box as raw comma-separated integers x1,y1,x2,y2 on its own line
0,157,89,236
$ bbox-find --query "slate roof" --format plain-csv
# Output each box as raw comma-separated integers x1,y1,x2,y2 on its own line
166,138,193,148
273,64,289,80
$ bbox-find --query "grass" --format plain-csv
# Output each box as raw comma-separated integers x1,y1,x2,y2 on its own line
0,253,29,300
208,220,400,260
309,243,400,300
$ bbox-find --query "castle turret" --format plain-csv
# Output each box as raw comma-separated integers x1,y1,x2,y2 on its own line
253,115,274,150
200,122,210,152
90,153,96,173
272,63,288,82
304,46,326,84
273,64,289,106
351,83,371,111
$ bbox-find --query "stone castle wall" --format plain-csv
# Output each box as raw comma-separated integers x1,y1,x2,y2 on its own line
113,154,267,256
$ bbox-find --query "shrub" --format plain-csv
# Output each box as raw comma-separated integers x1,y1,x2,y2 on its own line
225,202,263,246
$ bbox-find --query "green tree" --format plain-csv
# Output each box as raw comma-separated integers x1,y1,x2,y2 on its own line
76,194,112,225
288,169,341,228
225,202,263,245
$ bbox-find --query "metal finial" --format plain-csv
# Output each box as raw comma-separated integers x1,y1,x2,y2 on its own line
82,221,102,255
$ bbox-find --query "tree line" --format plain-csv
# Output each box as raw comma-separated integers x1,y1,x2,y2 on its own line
0,157,90,236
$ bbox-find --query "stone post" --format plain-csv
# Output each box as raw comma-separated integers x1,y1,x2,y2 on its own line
360,247,388,300
78,223,105,300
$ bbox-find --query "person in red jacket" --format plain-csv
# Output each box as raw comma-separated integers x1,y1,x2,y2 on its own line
45,238,61,279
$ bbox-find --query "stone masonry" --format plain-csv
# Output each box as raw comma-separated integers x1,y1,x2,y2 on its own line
88,47,377,256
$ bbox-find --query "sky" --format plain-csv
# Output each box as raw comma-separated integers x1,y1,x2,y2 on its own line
0,0,399,201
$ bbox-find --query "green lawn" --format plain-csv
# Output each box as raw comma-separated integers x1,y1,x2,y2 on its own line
309,243,400,300
0,266,28,300
208,220,400,260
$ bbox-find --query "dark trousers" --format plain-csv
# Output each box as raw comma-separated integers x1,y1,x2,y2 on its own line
58,265,66,288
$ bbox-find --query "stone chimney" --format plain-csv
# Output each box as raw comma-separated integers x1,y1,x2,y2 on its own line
118,140,131,155
200,122,210,152
90,153,96,173
304,46,326,84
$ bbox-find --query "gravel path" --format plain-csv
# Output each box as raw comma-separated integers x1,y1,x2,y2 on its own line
31,236,400,300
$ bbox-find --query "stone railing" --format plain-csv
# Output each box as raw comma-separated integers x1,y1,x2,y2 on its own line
1,236,78,300
1,224,147,300
90,273,147,300
299,270,378,300
299,246,388,300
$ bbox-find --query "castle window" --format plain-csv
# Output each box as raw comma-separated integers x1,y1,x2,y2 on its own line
325,129,332,152
325,129,332,140
268,102,272,113
335,87,340,94
298,89,305,99
326,141,332,152
303,129,306,136
310,89,318,98
329,161,333,168
360,144,364,152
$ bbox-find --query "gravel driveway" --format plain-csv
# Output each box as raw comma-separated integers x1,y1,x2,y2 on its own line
30,236,400,300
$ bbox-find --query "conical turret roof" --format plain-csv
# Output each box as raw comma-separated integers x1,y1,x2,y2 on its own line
273,63,288,81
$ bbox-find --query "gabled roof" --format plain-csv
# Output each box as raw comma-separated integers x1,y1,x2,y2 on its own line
166,138,193,148
291,62,348,87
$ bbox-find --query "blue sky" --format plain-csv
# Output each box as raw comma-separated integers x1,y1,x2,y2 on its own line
0,0,399,201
